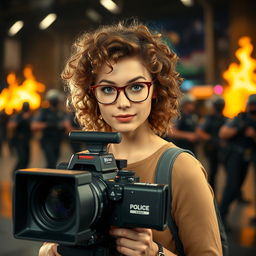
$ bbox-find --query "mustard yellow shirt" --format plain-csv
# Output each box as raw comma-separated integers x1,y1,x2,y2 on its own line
126,143,222,256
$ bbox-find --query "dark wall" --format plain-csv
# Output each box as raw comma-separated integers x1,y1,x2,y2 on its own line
228,0,256,58
22,30,73,90
2,0,256,89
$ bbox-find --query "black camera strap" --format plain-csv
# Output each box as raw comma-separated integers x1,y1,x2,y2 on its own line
154,147,194,256
58,243,121,256
155,147,229,256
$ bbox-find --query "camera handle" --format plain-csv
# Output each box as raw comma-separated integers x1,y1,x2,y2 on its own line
58,244,121,256
69,131,122,154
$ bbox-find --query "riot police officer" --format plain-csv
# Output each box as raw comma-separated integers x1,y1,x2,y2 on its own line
31,89,65,168
8,102,32,178
63,111,83,153
197,96,227,192
219,94,256,230
170,94,199,154
244,94,256,226
0,110,9,157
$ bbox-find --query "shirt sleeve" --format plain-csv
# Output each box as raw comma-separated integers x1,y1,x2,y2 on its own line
199,116,211,132
32,109,45,122
225,116,240,128
10,114,20,123
171,152,222,256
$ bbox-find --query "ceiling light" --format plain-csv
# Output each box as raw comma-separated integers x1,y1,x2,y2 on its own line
39,13,57,30
8,21,24,36
100,0,120,14
86,9,102,22
180,0,194,7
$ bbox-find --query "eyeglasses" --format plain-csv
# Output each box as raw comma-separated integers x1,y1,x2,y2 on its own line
90,81,153,105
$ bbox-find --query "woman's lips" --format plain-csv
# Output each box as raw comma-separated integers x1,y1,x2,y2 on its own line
114,114,136,122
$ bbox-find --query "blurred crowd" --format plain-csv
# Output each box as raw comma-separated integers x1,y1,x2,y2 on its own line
164,93,256,232
0,89,83,172
0,90,256,233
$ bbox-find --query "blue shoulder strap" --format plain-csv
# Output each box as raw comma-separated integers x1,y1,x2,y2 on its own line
154,147,194,256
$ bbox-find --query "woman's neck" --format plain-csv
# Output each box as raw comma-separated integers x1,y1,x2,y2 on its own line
108,125,168,164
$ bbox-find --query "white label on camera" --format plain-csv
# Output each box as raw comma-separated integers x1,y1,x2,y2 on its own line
103,157,113,164
129,204,150,215
133,182,158,186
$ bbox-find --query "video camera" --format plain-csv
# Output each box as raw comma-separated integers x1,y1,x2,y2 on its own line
13,131,169,255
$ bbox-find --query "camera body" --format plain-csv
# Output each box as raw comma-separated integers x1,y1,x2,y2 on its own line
13,132,169,247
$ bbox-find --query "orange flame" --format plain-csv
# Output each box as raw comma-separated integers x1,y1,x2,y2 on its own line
223,36,256,117
0,66,45,115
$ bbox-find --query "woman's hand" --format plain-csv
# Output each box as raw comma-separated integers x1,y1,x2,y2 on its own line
38,242,61,256
110,227,159,256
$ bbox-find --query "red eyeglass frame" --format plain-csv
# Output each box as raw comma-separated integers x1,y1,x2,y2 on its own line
90,81,154,104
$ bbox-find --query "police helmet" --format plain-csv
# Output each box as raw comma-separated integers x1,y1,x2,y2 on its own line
45,89,60,100
45,89,61,107
247,94,256,105
212,95,225,112
180,94,195,106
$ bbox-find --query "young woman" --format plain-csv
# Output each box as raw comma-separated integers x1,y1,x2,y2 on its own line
39,21,222,256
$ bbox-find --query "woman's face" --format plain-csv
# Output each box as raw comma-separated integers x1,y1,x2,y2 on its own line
94,56,154,133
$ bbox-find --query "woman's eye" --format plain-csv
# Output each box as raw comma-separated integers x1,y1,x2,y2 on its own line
129,83,144,92
101,86,115,94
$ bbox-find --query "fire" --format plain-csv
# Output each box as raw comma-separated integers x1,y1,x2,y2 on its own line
0,66,45,115
223,36,256,117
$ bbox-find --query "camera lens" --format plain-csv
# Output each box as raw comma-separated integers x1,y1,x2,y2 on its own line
32,180,76,231
44,184,75,220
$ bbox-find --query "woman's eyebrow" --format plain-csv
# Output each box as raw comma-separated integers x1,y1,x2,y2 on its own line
98,79,115,84
127,76,147,83
98,76,147,85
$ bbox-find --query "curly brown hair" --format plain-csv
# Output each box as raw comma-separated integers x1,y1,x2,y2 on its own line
61,21,182,136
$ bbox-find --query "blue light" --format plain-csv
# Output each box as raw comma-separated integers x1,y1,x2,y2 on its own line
180,80,194,91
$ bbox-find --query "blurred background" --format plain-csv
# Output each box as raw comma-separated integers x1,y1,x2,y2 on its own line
0,0,256,255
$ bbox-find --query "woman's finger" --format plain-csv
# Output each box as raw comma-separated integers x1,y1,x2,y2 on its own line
116,237,144,251
116,245,137,256
38,243,61,256
52,244,62,256
110,227,150,241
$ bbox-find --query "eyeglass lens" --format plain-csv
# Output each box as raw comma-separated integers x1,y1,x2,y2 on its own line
94,82,150,104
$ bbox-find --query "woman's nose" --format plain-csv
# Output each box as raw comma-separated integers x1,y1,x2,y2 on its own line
116,91,131,109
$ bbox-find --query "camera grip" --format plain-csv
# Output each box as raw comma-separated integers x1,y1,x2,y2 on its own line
57,244,115,256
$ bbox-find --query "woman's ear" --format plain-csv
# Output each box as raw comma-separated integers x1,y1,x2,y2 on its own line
152,91,157,99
